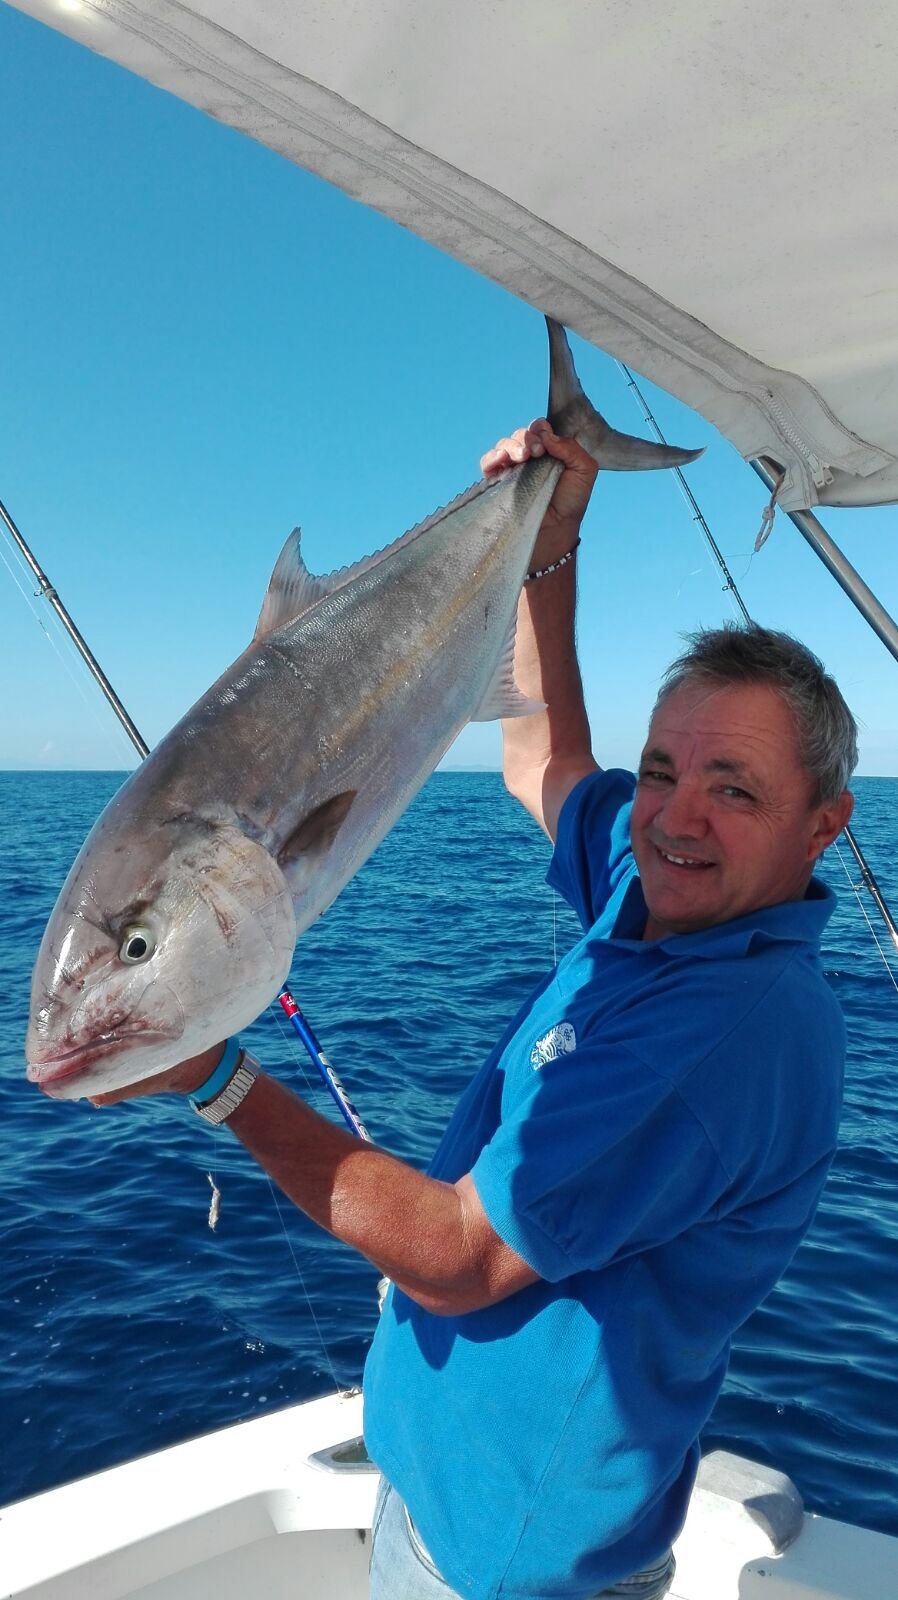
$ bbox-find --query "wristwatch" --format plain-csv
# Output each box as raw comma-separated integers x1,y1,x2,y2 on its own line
191,1045,260,1125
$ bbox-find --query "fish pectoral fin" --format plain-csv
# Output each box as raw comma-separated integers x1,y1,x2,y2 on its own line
471,623,545,723
277,791,358,868
254,529,334,640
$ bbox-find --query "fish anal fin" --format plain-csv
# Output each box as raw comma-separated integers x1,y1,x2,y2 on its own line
254,529,333,641
277,791,358,870
472,619,545,723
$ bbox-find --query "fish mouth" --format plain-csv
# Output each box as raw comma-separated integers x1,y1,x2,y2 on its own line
27,1029,180,1090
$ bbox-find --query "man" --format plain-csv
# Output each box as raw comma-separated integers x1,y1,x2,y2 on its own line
94,422,857,1600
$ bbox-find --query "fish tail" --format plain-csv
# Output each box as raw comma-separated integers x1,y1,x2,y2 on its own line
546,317,702,471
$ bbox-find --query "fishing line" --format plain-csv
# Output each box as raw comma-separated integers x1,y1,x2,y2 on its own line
191,999,352,1386
260,999,375,1389
0,532,137,767
279,993,390,1312
615,361,751,625
0,536,87,689
832,840,898,995
262,1171,347,1395
269,1001,334,1105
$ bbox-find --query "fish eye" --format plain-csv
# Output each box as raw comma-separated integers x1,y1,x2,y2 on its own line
119,926,156,964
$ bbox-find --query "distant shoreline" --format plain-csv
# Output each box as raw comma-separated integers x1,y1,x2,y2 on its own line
1,769,895,780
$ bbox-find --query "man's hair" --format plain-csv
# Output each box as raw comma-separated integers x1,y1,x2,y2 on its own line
655,623,858,804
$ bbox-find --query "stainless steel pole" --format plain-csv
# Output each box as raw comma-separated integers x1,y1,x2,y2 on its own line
750,457,898,666
0,496,149,760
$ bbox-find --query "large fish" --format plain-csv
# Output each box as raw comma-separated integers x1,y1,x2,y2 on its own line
26,321,700,1099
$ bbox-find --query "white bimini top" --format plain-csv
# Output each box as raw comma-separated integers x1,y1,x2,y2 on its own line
11,0,898,512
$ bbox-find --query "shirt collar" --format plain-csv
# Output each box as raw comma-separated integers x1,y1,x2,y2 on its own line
608,867,836,956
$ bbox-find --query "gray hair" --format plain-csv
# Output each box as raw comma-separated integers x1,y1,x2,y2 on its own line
655,623,858,804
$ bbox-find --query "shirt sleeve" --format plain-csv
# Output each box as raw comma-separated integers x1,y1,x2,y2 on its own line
547,768,637,931
470,1040,728,1283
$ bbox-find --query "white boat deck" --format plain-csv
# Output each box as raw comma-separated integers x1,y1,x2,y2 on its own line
2,1390,897,1600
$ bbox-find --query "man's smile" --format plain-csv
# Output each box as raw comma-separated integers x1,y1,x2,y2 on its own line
652,844,714,870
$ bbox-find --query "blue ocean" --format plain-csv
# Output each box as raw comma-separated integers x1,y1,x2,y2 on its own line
2,771,896,1534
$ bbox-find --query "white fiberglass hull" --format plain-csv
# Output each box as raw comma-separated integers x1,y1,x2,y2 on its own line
2,1389,897,1600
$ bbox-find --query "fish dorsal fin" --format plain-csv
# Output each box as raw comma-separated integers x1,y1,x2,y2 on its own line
254,529,335,641
471,617,545,722
256,479,503,641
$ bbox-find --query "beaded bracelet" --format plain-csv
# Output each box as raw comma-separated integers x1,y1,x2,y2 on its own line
524,538,581,583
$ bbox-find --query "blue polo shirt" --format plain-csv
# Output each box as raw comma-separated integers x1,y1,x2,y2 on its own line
364,769,844,1600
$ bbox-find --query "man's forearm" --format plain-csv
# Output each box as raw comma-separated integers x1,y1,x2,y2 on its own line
503,509,597,838
483,424,598,838
225,1071,488,1314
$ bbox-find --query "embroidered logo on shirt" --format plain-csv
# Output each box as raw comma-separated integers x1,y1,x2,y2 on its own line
529,1022,577,1070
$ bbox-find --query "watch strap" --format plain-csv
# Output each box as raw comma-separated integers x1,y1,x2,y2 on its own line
192,1049,260,1125
189,1035,243,1104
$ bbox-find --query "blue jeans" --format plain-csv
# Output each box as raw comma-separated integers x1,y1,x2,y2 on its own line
369,1480,675,1600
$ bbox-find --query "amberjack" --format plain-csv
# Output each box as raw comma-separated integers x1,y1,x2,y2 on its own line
26,321,700,1098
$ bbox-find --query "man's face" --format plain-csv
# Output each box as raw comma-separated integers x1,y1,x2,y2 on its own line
631,679,852,940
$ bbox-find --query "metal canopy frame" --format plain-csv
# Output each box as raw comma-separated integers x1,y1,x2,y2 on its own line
750,461,898,668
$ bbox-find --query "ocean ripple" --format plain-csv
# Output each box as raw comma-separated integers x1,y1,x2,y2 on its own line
2,771,896,1534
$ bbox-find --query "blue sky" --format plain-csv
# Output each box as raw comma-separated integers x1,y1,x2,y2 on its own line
2,2,897,776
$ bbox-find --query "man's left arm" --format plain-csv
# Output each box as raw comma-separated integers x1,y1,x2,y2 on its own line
93,1054,539,1316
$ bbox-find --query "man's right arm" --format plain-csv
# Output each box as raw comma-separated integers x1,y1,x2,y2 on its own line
482,420,600,841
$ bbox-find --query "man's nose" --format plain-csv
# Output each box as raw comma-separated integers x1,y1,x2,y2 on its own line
656,780,708,839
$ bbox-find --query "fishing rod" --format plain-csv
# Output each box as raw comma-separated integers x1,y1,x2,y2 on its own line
0,495,149,760
278,990,371,1141
617,364,898,955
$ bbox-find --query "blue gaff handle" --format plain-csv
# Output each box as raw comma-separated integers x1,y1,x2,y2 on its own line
278,989,372,1142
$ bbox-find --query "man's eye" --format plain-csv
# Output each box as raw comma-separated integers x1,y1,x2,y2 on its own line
638,769,673,784
722,785,754,801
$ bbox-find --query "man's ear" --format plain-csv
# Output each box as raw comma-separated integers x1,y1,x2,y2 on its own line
808,790,854,861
